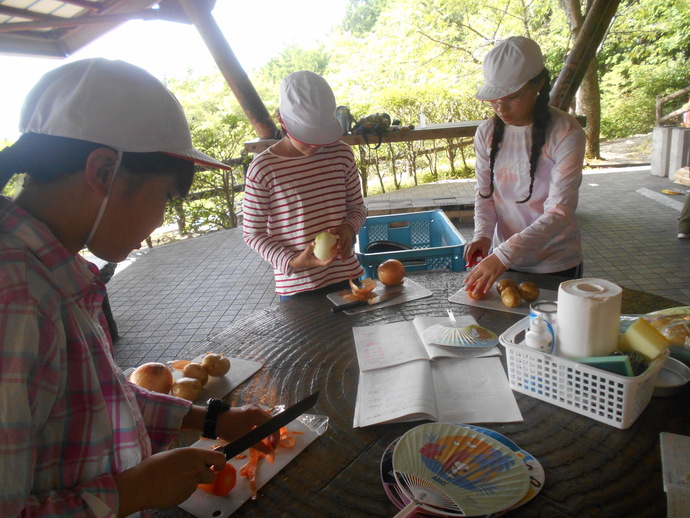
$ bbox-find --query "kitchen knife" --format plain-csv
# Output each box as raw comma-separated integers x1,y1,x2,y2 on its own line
331,288,405,313
221,391,319,459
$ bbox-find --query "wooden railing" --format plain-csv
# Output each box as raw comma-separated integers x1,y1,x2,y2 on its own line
656,85,690,126
244,117,587,154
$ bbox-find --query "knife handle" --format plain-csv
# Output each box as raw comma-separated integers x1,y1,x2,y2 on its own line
331,300,366,313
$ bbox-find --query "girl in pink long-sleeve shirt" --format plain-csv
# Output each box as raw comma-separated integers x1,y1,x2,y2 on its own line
463,37,586,297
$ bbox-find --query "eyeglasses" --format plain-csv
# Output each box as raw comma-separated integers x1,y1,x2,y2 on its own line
482,88,529,108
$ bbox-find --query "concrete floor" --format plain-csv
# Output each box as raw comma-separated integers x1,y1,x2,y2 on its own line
107,166,690,369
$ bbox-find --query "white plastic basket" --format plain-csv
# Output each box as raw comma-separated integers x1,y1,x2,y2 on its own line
499,317,668,429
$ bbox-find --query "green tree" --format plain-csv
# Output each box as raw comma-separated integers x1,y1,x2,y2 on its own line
254,45,331,86
598,0,690,136
342,0,390,36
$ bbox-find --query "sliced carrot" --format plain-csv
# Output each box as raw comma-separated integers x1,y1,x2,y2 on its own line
198,463,236,496
237,425,297,500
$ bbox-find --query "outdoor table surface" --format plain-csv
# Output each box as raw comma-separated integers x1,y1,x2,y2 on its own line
161,270,689,518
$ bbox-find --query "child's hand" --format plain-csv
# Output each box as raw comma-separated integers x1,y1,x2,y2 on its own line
332,224,356,260
463,238,491,265
463,253,507,297
215,404,280,450
114,448,226,515
289,242,335,271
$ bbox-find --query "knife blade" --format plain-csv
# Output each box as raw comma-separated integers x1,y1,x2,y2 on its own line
331,287,404,313
221,391,319,459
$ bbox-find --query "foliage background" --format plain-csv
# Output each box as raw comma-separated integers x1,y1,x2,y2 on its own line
2,0,688,238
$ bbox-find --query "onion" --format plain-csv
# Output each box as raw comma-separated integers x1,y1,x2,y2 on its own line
377,259,405,286
129,362,174,394
183,362,210,386
171,377,203,401
313,231,338,260
202,353,231,377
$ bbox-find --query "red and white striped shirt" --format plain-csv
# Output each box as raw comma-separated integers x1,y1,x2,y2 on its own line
243,141,366,295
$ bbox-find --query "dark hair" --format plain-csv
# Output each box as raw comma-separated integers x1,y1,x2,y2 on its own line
479,68,552,203
0,133,195,196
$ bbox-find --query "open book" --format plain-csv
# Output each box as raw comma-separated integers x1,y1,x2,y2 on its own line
352,316,523,428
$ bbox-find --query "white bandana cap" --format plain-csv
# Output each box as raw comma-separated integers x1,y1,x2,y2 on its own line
20,58,230,170
475,36,545,101
279,70,342,146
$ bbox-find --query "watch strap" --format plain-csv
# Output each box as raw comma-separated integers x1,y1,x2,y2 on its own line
202,398,230,439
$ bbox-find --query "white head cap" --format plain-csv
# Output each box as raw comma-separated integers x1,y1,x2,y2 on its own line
20,58,230,170
279,70,342,146
475,36,545,101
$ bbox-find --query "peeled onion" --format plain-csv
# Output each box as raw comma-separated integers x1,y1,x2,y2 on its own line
377,259,405,286
129,362,174,394
313,231,338,260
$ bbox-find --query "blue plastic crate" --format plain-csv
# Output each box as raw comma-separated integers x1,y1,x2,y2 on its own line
355,209,466,278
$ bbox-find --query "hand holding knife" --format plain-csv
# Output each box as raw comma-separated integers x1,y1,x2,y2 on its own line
221,392,319,459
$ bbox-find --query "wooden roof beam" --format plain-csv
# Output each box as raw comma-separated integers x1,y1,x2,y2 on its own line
180,0,277,140
0,10,179,33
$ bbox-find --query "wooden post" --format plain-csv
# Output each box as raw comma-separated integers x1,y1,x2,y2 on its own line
550,0,621,111
179,0,278,139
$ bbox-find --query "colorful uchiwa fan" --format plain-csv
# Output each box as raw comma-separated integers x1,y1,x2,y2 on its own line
392,423,530,517
422,324,498,348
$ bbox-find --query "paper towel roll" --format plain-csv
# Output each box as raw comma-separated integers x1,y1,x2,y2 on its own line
556,278,622,358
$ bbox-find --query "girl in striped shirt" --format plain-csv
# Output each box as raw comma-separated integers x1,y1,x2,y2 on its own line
243,71,366,297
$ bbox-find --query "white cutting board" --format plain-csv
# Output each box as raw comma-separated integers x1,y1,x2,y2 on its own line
326,276,432,314
173,356,263,405
448,285,558,315
178,416,322,517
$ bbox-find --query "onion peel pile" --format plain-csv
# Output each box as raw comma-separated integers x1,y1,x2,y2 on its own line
237,426,302,500
343,277,377,302
168,359,192,371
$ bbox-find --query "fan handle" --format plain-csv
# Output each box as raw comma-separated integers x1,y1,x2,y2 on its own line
393,499,421,518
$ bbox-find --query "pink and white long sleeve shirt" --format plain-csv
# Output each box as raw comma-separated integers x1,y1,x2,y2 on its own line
473,107,586,273
0,196,192,517
243,141,366,295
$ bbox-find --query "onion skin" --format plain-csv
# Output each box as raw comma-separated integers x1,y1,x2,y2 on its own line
377,259,405,286
129,362,174,394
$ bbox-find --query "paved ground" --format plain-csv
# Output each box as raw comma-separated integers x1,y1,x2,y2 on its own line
106,164,690,370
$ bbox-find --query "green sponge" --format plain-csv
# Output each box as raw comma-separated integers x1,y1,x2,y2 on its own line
574,355,634,376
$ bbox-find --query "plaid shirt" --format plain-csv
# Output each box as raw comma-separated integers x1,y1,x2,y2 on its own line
0,197,192,517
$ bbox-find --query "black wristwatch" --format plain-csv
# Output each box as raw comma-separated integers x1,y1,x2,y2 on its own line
202,398,230,439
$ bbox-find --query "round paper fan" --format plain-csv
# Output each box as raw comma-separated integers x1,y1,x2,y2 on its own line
422,324,498,348
381,427,544,517
392,423,530,517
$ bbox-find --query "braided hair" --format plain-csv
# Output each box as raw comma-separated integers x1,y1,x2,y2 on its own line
479,68,552,203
